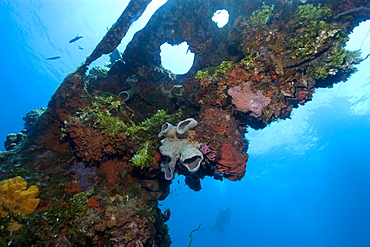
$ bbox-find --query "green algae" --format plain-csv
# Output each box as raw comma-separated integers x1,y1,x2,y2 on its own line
82,93,178,167
91,95,123,114
195,61,234,81
308,46,362,79
128,110,178,168
96,111,127,136
131,141,154,168
195,70,210,81
290,4,348,58
4,190,94,246
241,55,254,64
249,3,274,27
135,109,175,132
214,61,234,74
80,94,129,136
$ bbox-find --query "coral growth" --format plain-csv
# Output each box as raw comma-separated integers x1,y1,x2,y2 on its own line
22,108,46,129
66,162,96,191
99,159,127,184
195,107,248,180
0,0,368,245
218,144,248,181
3,108,45,150
0,176,40,217
158,118,203,180
128,109,178,168
228,81,271,117
200,144,216,161
4,133,26,151
67,119,128,163
111,216,153,247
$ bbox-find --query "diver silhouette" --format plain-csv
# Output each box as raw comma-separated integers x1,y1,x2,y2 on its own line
188,208,231,247
201,207,231,232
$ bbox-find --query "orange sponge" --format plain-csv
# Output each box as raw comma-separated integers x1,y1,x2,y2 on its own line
0,176,40,217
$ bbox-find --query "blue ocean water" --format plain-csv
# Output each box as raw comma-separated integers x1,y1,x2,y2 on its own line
0,1,369,247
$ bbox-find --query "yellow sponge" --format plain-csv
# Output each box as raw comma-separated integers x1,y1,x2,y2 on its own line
0,176,40,217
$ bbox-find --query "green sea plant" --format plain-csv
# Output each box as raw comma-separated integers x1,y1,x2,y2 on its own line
85,96,178,167
80,94,129,136
241,55,253,64
195,70,210,81
215,61,234,74
96,111,127,136
90,95,122,114
131,142,153,168
295,4,332,24
8,191,94,245
128,110,178,168
138,109,176,132
290,4,347,58
308,45,361,79
249,3,274,27
196,61,234,80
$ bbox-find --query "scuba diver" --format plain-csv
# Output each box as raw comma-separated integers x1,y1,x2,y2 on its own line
188,207,231,247
200,207,231,232
210,207,230,232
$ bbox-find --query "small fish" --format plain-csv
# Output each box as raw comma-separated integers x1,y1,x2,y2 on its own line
46,56,61,60
22,127,34,134
69,35,83,43
163,208,171,222
78,46,84,50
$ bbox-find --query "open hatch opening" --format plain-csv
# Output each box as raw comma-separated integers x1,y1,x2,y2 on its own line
160,41,194,75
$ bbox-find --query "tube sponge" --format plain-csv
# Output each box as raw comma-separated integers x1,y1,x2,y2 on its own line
0,176,40,217
158,118,203,180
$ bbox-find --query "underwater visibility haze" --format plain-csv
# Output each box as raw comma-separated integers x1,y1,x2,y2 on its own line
0,0,370,246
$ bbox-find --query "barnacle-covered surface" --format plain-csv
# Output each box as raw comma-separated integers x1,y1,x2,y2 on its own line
0,0,369,245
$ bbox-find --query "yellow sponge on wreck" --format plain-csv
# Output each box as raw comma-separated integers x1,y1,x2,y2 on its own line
0,176,40,217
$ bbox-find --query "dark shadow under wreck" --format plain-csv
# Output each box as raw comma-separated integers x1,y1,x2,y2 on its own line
1,0,369,245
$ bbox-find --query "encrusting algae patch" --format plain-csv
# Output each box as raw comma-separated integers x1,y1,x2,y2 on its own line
0,176,40,217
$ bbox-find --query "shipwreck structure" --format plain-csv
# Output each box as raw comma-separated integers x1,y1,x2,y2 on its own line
1,0,369,245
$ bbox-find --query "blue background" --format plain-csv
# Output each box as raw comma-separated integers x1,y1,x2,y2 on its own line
0,1,369,246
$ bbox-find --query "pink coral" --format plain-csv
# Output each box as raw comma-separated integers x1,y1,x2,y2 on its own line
227,81,271,117
200,144,217,161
